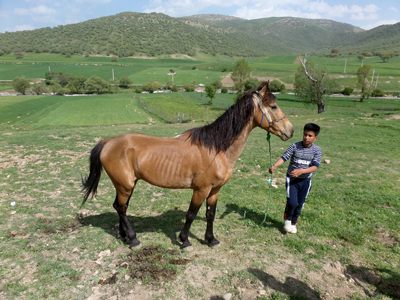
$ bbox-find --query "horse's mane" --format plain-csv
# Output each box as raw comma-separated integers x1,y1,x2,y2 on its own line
187,90,255,152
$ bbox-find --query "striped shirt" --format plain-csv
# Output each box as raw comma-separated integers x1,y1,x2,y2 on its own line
281,141,322,179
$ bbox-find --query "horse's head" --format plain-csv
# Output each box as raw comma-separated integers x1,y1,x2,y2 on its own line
253,81,294,141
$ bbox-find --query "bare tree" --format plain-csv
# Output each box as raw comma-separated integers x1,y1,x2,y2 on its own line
357,65,372,102
295,56,329,113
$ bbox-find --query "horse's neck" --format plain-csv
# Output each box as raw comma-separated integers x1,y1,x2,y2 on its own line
224,122,254,166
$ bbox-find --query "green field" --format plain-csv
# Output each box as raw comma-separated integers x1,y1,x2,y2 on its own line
1,53,400,92
0,92,399,299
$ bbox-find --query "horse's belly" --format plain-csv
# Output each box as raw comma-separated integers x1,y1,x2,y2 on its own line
136,152,194,189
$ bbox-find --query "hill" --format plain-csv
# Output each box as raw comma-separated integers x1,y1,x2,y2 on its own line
0,12,398,57
341,22,400,52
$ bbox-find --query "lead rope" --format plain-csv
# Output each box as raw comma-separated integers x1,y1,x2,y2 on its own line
261,131,273,224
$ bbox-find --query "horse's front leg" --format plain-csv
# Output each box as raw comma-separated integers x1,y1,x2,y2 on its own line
205,188,221,246
179,189,210,248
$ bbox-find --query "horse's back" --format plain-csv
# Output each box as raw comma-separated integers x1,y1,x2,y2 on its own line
100,133,205,189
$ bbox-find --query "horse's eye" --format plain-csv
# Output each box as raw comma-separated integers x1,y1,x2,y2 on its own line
270,105,277,110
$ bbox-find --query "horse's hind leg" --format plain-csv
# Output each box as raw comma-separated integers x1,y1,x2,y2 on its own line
112,181,140,247
205,187,221,246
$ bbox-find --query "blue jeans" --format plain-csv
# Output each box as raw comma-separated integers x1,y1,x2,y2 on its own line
284,176,312,225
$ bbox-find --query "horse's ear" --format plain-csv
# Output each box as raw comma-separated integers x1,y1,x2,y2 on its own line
257,81,270,99
257,81,269,96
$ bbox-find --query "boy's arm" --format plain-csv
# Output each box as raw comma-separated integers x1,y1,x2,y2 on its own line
268,158,285,174
289,166,318,178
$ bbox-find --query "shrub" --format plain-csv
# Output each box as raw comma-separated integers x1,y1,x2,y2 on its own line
66,77,86,94
341,87,353,96
371,89,385,97
84,76,111,94
31,83,49,95
12,77,30,95
184,84,195,92
392,91,400,98
118,77,132,89
269,79,285,92
50,82,66,95
244,78,260,91
143,81,162,93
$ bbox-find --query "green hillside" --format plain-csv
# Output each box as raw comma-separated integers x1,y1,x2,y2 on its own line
0,12,399,57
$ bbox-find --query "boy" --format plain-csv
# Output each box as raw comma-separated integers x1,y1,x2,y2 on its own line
269,123,322,234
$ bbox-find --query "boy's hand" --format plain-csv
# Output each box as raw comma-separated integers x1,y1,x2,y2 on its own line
290,169,304,178
268,166,276,174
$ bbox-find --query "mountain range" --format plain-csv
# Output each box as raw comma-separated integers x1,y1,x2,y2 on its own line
0,12,399,57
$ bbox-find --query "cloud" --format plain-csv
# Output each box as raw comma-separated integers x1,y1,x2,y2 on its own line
143,0,383,28
362,19,399,30
14,24,35,31
15,5,56,16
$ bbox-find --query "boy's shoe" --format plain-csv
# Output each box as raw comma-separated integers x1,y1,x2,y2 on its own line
283,220,292,232
287,224,297,234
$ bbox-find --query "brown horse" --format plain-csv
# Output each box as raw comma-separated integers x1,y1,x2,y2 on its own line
82,81,294,248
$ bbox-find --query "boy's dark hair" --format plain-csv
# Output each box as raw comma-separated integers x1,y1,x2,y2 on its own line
304,123,320,136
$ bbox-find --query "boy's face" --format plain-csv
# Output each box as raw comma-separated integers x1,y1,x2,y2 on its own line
302,130,317,147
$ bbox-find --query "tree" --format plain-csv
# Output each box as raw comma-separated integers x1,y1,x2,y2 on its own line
142,81,162,93
84,76,111,94
269,79,285,92
231,59,251,93
13,77,30,95
205,84,216,105
244,78,260,91
295,56,331,113
67,77,86,94
377,51,397,63
118,77,132,89
357,65,372,102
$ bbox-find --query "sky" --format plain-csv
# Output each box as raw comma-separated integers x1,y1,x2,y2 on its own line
0,0,399,33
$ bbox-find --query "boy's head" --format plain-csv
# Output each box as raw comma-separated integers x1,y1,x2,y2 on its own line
302,123,320,147
304,123,320,136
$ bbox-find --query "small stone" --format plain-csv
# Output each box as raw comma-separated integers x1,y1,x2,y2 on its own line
258,289,267,295
223,293,232,300
98,249,111,258
324,159,331,164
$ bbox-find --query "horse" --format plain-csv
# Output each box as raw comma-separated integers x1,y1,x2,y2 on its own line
81,81,294,248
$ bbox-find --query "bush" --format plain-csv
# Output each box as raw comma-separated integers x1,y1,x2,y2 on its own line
84,76,111,94
269,79,285,92
66,77,86,94
142,81,162,93
341,87,353,96
221,88,228,94
12,77,30,95
50,82,66,95
118,77,132,89
184,84,195,92
392,91,400,98
31,83,49,95
244,78,260,91
371,89,385,97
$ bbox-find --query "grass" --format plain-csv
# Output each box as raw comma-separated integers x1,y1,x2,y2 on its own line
1,53,400,92
0,92,399,299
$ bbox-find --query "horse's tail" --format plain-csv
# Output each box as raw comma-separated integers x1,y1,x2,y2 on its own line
81,140,106,207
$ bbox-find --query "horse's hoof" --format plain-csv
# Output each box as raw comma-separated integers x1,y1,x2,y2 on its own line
180,240,192,249
207,238,220,247
128,239,141,248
